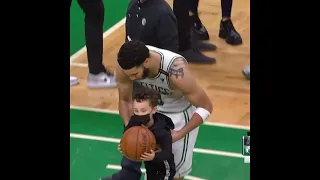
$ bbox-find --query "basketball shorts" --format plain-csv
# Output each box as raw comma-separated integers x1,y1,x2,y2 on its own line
160,105,199,178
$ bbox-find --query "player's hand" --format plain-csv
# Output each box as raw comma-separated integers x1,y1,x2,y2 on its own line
171,130,184,143
140,149,155,161
118,144,123,154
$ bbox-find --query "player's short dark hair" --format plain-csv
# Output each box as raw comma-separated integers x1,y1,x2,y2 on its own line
117,40,150,70
133,87,159,108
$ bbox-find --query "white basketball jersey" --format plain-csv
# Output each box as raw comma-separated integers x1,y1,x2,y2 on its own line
136,45,191,113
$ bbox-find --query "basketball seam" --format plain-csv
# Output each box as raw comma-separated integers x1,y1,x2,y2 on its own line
145,127,151,153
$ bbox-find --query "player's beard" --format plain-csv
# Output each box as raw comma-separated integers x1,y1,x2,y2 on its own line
141,66,149,79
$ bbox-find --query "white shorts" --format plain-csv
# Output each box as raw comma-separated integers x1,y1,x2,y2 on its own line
160,105,199,178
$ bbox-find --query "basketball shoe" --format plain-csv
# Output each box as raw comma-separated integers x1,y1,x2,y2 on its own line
219,19,242,45
242,66,250,80
190,13,210,41
70,76,79,86
87,71,117,88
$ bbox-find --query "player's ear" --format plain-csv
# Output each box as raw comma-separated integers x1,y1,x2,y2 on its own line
143,58,149,65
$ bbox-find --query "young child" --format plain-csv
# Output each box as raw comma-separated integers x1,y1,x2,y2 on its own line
119,87,176,180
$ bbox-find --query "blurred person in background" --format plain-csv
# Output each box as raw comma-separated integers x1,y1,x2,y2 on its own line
70,0,117,88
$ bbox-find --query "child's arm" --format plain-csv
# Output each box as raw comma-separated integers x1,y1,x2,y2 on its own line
152,133,173,163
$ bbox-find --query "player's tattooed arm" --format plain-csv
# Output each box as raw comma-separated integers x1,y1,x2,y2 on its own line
116,65,133,126
169,57,213,142
168,58,186,79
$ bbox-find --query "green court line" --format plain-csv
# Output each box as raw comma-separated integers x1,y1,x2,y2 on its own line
70,133,243,158
70,109,248,153
70,137,250,180
70,105,250,130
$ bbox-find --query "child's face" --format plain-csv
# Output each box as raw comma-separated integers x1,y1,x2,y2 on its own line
133,100,157,116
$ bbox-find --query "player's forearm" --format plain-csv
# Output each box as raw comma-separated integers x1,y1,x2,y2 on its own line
180,92,213,136
119,100,133,126
179,114,203,137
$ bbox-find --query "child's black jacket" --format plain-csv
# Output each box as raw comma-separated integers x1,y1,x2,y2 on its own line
125,113,176,180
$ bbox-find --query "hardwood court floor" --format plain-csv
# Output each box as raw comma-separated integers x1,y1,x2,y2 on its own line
70,0,250,126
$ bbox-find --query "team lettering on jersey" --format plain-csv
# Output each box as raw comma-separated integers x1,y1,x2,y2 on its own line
138,82,172,96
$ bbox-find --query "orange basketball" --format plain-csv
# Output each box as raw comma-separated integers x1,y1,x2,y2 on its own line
120,126,156,162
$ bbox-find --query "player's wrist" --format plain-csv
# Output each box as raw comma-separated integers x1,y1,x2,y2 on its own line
180,114,203,136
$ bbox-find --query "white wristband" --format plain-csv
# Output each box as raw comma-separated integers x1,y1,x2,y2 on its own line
195,107,211,122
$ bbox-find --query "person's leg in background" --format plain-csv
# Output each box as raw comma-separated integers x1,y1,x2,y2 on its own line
188,0,217,52
77,0,117,88
189,0,242,45
219,0,242,45
173,0,216,64
189,0,210,41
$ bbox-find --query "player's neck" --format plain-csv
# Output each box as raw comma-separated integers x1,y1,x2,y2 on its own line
148,51,161,78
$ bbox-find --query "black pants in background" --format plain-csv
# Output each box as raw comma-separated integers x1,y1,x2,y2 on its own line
173,0,192,52
70,0,106,74
188,0,234,18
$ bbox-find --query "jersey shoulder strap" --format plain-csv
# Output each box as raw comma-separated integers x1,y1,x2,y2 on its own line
147,46,183,71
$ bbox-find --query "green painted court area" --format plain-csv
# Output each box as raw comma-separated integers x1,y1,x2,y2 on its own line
70,108,250,180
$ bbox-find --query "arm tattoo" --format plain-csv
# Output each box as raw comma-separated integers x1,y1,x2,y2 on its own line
168,58,186,79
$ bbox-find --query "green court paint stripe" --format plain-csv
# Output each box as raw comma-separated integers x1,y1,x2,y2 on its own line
70,105,250,130
106,164,207,180
70,109,247,153
70,133,243,158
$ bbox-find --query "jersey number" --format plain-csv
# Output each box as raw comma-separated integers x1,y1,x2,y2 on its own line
157,94,164,106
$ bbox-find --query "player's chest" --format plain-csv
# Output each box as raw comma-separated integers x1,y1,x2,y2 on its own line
136,77,172,96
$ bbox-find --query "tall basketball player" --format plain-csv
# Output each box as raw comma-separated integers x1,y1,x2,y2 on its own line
101,40,213,180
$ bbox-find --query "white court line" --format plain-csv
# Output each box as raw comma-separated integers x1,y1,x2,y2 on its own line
106,164,207,180
70,62,88,67
70,18,126,63
70,105,250,130
70,133,244,158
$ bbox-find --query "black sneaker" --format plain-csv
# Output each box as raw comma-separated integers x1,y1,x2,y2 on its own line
219,19,243,45
190,13,210,41
182,48,216,64
190,27,217,52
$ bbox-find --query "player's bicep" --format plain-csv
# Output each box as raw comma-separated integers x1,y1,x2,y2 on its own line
169,58,212,111
168,57,197,94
